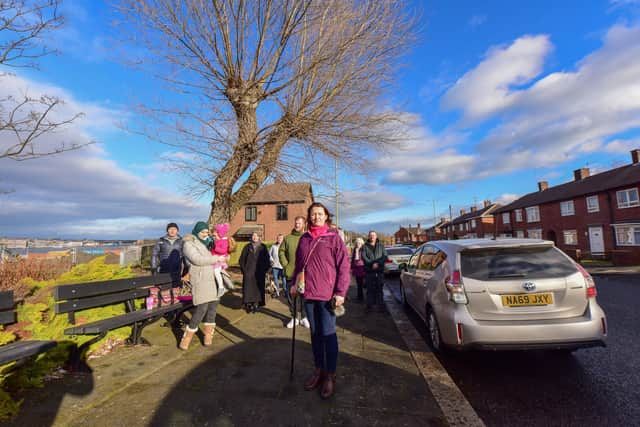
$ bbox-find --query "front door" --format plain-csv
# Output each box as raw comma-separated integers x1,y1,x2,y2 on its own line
588,226,604,254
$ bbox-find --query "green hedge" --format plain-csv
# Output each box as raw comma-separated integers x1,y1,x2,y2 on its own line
228,241,273,267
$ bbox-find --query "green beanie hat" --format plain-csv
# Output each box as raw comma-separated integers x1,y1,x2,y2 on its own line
192,221,209,236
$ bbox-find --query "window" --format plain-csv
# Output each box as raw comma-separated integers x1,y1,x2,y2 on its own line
515,209,523,222
408,248,421,269
460,246,577,281
467,233,477,238
586,196,600,213
560,200,575,216
614,225,640,246
563,230,578,245
502,213,510,224
471,219,477,228
528,229,542,239
516,230,524,238
245,206,257,221
276,204,288,221
459,224,463,231
526,206,540,223
616,188,640,208
418,245,436,270
499,233,512,238
465,223,469,231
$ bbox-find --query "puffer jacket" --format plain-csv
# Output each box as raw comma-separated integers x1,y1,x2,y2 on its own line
182,235,225,305
151,235,185,273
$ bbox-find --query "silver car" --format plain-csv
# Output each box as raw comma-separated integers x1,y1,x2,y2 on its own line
384,246,415,275
399,239,607,352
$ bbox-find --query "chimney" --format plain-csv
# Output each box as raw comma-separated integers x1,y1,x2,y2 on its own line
574,168,590,181
538,181,548,191
459,209,466,215
483,200,491,208
441,217,446,223
470,206,477,212
632,149,640,164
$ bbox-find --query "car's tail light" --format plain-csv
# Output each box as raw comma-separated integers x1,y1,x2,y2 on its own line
445,270,468,304
385,259,393,264
456,323,464,343
601,317,607,335
575,263,597,298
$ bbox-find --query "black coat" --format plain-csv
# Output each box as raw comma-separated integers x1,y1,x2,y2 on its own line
239,242,270,304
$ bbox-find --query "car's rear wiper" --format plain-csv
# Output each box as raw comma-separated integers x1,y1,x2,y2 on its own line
488,273,527,278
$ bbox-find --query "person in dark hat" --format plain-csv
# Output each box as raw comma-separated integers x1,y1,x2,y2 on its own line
151,222,187,283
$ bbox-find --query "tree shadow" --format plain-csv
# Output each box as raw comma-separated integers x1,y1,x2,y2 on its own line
146,338,445,426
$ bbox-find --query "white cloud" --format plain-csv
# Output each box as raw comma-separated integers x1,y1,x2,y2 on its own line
494,193,520,205
0,73,208,239
340,190,407,218
442,34,552,122
381,24,640,189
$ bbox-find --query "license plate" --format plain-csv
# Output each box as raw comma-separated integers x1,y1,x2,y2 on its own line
501,292,553,307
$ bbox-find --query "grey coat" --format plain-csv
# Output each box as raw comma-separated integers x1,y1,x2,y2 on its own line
182,235,224,305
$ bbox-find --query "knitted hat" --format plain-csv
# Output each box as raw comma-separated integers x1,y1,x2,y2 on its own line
191,221,209,236
214,223,230,238
166,222,179,231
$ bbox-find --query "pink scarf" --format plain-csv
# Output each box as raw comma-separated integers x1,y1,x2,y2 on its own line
309,224,329,239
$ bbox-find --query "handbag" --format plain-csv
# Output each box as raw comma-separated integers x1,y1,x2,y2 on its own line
176,279,193,301
220,269,235,290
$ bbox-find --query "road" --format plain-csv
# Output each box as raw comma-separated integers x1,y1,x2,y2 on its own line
385,274,640,427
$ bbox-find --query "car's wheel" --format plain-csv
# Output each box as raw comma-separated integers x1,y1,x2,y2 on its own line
427,307,443,353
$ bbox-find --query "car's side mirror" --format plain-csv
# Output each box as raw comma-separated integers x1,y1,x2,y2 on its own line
399,262,407,271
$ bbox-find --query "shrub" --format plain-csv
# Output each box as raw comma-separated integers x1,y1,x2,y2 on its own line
0,257,72,300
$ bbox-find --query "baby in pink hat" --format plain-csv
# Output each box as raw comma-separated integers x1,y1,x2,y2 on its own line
211,223,232,295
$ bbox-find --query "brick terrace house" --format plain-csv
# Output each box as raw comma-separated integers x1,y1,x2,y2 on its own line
425,218,448,241
394,224,427,245
229,182,314,242
442,201,500,239
493,150,640,265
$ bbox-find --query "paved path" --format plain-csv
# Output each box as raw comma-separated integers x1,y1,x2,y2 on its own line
11,285,448,427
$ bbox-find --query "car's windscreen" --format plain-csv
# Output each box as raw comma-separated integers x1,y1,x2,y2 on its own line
461,246,577,280
386,248,414,256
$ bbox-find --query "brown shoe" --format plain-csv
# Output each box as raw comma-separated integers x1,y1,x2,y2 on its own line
304,368,325,391
179,327,197,350
203,323,215,346
321,373,336,399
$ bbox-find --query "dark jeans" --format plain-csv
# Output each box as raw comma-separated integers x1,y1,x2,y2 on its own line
188,301,219,329
304,300,339,373
366,271,384,307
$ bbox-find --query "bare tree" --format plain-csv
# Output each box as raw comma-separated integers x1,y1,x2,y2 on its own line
1,0,87,161
118,0,416,224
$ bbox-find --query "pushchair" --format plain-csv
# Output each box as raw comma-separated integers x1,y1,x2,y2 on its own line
265,268,280,298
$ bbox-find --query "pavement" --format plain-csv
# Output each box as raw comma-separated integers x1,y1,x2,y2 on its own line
9,283,454,427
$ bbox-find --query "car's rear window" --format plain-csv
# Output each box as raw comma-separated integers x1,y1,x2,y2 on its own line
386,247,414,256
461,246,577,280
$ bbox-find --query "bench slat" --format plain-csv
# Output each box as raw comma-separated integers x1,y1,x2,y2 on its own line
63,301,191,335
54,274,173,300
0,291,13,310
0,340,57,365
0,311,15,325
55,288,152,314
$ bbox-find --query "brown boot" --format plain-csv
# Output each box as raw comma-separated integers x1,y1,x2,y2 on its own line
179,327,197,350
203,323,215,346
304,368,325,391
321,373,336,399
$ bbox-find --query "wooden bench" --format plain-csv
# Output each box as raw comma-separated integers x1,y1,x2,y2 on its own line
53,273,192,369
0,290,57,365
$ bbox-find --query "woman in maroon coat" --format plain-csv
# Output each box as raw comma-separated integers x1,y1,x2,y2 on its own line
291,202,350,399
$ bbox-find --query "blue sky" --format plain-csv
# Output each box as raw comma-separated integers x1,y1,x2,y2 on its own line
1,0,640,239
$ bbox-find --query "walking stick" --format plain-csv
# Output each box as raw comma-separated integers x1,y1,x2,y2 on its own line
289,295,297,381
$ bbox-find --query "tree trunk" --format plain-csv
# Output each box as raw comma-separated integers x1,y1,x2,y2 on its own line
208,95,259,225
